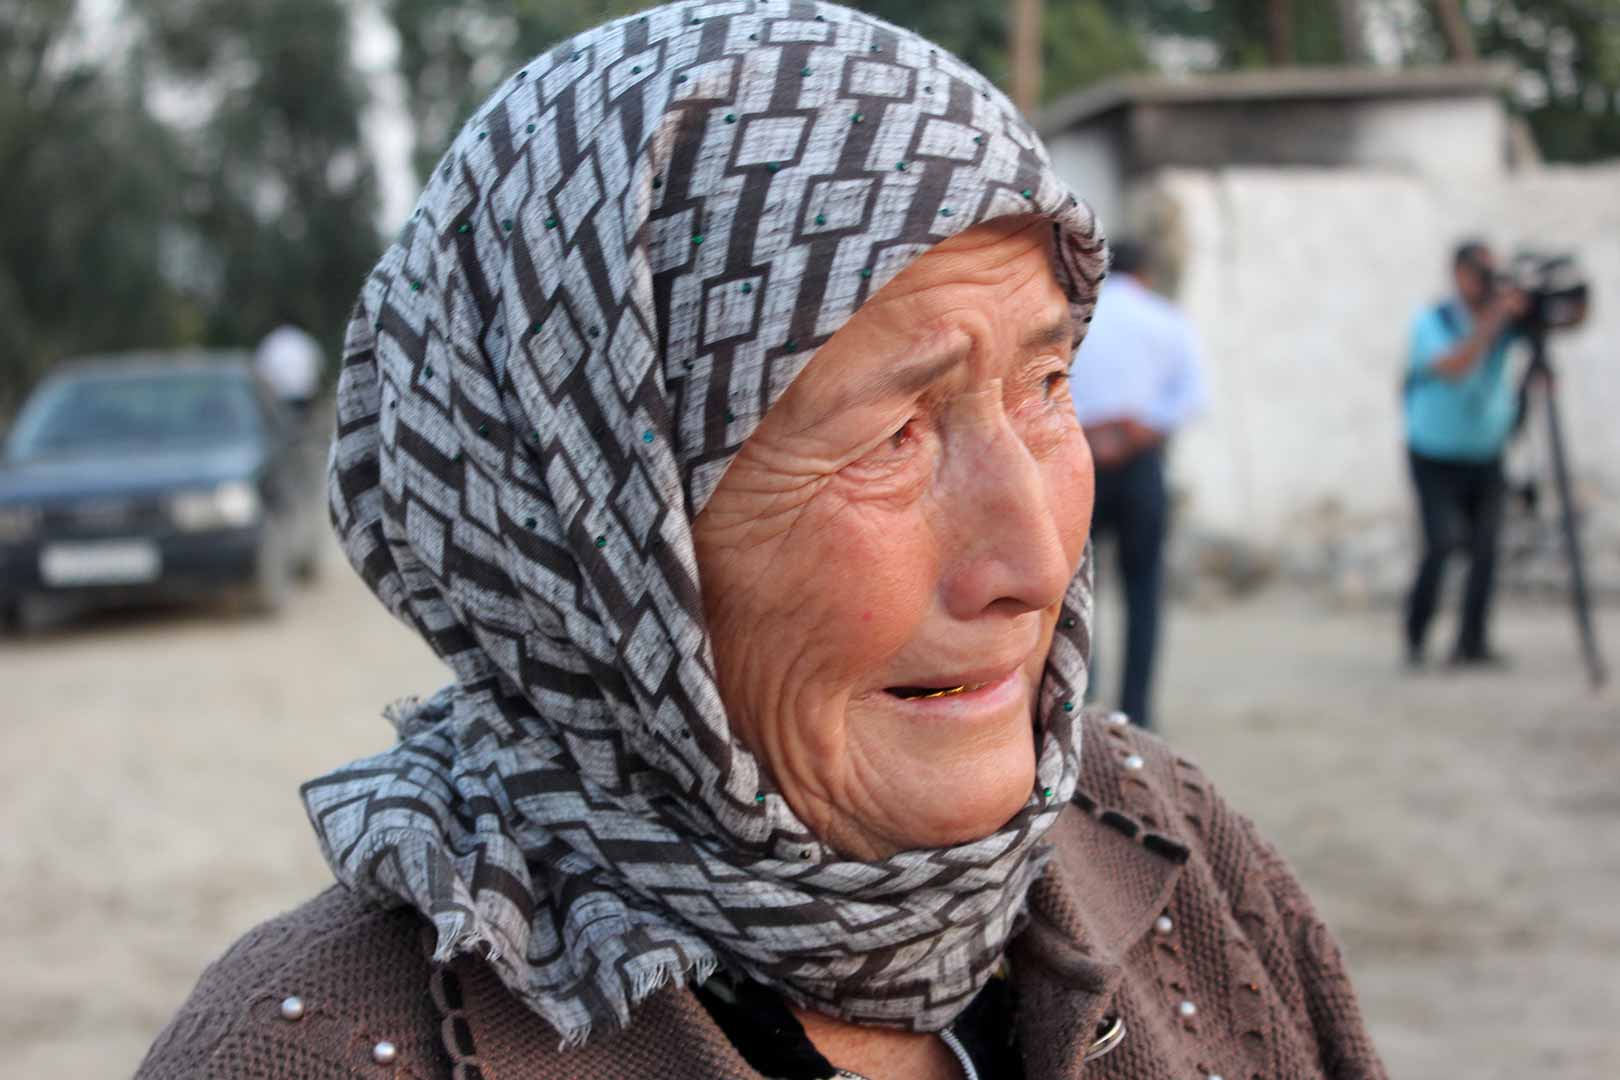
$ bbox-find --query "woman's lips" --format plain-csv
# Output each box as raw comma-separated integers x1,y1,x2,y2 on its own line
882,666,1024,715
885,659,1024,697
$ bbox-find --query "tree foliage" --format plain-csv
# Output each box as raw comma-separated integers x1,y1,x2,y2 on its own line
143,0,379,357
1467,0,1620,160
1103,0,1356,68
0,0,189,412
1,0,378,416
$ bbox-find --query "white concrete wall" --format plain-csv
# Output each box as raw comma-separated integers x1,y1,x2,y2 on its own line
1046,126,1125,235
1350,97,1506,178
1142,164,1620,554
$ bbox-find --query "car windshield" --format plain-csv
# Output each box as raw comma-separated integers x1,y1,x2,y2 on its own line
6,370,264,461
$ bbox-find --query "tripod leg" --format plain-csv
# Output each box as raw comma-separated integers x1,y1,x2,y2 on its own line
1541,373,1609,688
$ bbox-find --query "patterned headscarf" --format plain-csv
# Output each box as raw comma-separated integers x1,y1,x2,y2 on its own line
305,0,1104,1048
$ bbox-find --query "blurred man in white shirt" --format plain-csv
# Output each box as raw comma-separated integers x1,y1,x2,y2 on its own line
1071,240,1208,729
255,322,324,414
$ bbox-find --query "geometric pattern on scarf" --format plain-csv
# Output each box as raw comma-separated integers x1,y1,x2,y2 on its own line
303,0,1105,1048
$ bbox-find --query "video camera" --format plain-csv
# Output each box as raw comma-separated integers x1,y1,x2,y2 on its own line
1467,245,1609,686
1491,252,1590,334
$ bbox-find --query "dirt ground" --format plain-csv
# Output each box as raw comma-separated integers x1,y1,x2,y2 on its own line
3,543,1617,1078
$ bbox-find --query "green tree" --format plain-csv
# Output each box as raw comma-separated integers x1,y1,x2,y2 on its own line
146,0,381,358
0,0,190,414
1468,0,1620,161
1041,1,1149,98
1101,0,1359,68
1,0,385,415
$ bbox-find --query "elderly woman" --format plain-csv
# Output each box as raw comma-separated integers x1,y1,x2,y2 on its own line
139,4,1385,1078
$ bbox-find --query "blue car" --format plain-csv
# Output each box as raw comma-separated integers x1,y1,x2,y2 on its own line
0,353,326,630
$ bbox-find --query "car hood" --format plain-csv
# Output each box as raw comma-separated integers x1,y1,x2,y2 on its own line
0,443,266,504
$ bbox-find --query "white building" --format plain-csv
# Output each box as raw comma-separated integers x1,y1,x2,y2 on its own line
1039,66,1620,598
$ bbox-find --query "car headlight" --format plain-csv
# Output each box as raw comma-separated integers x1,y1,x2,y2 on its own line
169,481,262,531
0,504,42,543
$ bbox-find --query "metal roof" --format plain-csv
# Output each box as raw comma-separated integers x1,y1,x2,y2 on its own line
1037,62,1516,137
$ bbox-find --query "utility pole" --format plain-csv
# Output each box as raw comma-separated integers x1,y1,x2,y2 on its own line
1011,0,1043,116
1431,0,1480,61
1266,0,1296,65
1337,0,1368,64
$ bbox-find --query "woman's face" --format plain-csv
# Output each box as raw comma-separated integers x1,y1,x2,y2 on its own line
693,217,1094,860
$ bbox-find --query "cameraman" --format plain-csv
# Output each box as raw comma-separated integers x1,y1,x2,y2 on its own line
1402,240,1529,669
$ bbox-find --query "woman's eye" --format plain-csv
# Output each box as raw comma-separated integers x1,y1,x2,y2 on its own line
1042,371,1069,401
844,416,928,483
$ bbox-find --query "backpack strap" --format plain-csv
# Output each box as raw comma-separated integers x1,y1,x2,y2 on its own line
1403,300,1461,401
1434,300,1462,338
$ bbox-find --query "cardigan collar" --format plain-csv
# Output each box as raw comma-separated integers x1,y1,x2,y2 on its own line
450,800,1187,1078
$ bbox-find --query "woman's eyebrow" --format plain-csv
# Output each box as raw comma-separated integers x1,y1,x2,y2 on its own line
1020,313,1079,352
831,337,972,412
824,312,1071,416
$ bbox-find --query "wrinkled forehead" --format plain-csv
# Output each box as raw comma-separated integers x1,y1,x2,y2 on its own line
803,217,1076,359
759,222,1077,431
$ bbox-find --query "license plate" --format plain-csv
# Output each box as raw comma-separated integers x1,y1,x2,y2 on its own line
40,540,161,586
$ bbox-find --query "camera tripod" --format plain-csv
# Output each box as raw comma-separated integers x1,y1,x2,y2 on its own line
1521,326,1608,688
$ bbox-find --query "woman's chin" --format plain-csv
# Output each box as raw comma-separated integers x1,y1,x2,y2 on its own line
862,728,1039,855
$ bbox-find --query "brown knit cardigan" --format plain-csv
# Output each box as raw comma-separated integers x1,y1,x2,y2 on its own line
137,713,1388,1079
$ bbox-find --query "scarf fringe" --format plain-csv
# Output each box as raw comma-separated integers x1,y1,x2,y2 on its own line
382,687,454,739
547,953,720,1051
631,952,719,1003
430,901,720,1051
430,911,504,967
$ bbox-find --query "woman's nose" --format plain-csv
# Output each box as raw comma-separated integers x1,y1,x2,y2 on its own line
940,410,1074,621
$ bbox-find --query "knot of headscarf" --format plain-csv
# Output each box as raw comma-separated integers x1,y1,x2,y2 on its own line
304,0,1104,1047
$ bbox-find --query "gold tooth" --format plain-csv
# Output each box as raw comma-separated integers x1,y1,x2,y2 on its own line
914,685,967,700
913,682,986,701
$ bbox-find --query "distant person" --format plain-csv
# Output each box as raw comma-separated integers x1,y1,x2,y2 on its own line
1402,240,1529,669
1071,240,1208,728
254,321,324,414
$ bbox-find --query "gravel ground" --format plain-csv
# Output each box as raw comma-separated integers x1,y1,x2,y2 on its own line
3,542,1616,1078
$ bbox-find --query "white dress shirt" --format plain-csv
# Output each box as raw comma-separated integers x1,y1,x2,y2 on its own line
1070,275,1208,434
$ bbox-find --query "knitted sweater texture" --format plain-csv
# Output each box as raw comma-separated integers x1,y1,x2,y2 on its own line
137,714,1388,1079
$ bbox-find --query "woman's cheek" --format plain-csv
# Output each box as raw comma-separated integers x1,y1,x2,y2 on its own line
1050,435,1095,561
813,499,937,663
1015,395,1081,458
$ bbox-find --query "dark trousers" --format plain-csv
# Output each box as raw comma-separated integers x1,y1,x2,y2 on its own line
1404,449,1505,659
1091,448,1167,728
